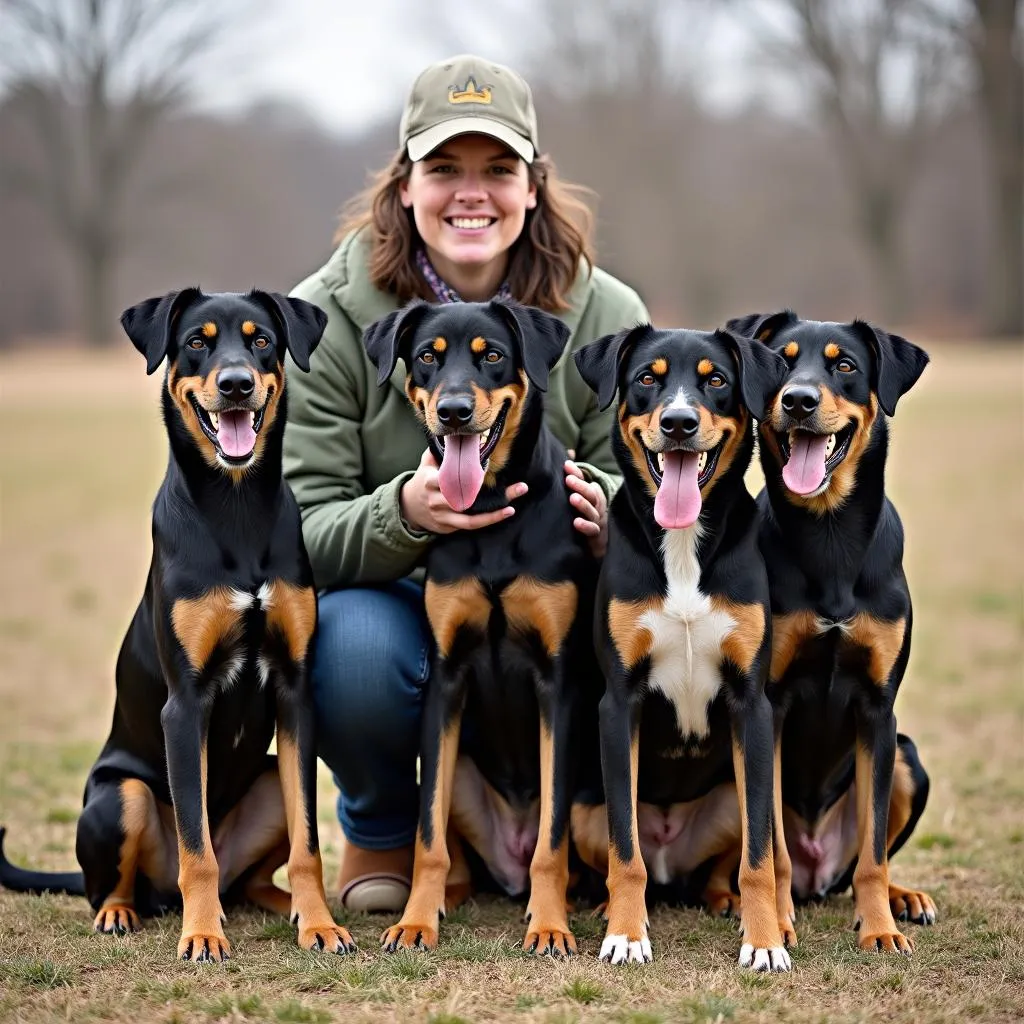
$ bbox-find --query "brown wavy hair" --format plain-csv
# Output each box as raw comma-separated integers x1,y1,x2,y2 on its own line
336,150,595,312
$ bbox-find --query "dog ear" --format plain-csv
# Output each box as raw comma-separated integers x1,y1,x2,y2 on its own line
715,329,789,422
488,299,570,392
574,323,654,411
120,288,202,374
250,291,327,372
725,309,798,345
363,299,433,387
849,321,929,416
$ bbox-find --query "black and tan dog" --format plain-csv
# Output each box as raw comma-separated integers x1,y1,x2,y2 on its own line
571,326,793,970
728,310,934,954
0,289,354,962
364,298,597,957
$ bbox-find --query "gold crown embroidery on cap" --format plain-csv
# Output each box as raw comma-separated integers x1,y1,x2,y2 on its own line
448,76,492,104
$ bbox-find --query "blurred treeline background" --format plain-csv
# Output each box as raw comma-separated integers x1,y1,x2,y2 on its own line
0,0,1020,349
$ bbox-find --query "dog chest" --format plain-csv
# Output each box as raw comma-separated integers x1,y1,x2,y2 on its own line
640,529,735,740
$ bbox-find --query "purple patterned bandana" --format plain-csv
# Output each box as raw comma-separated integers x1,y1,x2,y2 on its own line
415,248,513,304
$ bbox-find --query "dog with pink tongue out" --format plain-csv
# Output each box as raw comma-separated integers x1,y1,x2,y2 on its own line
571,325,794,971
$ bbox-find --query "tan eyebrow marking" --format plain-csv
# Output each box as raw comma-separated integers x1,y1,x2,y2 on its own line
470,336,487,354
432,336,447,352
241,320,256,336
784,341,799,358
651,358,668,375
824,342,841,359
697,358,714,376
201,322,217,338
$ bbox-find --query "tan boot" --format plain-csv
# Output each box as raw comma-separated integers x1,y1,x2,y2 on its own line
336,838,413,914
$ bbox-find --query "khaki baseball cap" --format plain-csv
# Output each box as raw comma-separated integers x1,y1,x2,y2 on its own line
400,54,538,164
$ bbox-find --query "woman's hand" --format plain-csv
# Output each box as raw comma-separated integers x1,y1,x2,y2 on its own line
400,448,527,534
564,450,608,559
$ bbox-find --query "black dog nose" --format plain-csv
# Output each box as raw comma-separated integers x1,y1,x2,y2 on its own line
780,385,820,420
437,395,474,426
217,367,255,401
660,407,700,440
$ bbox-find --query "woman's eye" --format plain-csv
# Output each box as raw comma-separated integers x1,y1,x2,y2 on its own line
837,359,855,373
187,337,205,351
419,351,435,364
253,336,270,350
708,374,725,388
485,351,503,363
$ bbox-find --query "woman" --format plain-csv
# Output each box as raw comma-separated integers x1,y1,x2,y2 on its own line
282,54,649,912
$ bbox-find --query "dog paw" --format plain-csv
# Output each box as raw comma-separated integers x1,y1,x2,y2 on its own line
299,924,356,955
523,923,576,957
856,927,914,954
93,904,140,935
380,921,438,952
889,885,937,926
739,943,792,972
704,888,741,919
599,929,652,965
178,931,231,963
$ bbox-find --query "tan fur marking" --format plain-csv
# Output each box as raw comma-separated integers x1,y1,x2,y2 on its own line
502,578,577,657
784,341,799,358
171,589,245,672
201,321,217,338
824,342,841,359
470,336,487,354
704,409,745,493
425,578,491,658
608,597,659,669
845,613,906,687
732,739,783,950
772,737,797,945
770,610,818,682
570,802,609,873
651,357,668,375
604,732,648,944
712,598,765,674
432,336,447,352
265,581,316,664
888,747,914,845
697,357,714,376
481,372,528,481
241,320,256,336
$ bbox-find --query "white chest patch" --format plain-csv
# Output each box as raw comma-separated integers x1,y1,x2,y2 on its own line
228,581,275,612
640,528,735,740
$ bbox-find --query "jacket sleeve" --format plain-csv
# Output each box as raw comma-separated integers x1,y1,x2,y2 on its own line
573,289,651,502
282,303,431,590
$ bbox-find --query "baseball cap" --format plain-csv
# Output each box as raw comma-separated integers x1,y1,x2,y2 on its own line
399,54,539,164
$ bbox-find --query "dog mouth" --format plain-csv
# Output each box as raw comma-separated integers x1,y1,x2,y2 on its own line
643,441,721,490
640,439,723,531
776,423,854,496
189,393,269,465
434,402,510,512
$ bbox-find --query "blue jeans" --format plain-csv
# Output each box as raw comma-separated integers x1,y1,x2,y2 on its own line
311,579,431,850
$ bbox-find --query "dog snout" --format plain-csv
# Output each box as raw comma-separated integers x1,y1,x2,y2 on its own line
781,384,820,420
216,367,255,402
660,406,700,441
437,394,474,427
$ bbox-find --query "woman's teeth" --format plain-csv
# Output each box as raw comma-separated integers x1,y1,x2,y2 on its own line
450,216,492,229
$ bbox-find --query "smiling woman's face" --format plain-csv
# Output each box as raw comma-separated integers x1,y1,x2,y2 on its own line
400,133,537,296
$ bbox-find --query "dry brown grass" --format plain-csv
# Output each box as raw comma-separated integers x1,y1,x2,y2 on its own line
1,342,1022,1023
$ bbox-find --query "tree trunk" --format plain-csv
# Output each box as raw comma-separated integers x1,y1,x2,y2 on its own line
861,184,908,324
81,243,116,347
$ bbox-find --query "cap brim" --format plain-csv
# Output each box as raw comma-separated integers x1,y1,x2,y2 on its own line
407,117,535,163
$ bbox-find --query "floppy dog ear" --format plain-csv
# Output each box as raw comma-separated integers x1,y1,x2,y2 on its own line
250,291,327,372
488,299,570,392
715,329,789,422
574,323,654,411
362,300,434,387
849,320,929,416
120,288,202,374
726,309,798,345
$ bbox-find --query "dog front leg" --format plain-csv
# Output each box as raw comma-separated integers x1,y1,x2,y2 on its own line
731,692,791,972
771,726,798,946
161,692,228,962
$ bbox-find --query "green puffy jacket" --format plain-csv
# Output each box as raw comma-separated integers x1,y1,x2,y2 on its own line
282,229,649,589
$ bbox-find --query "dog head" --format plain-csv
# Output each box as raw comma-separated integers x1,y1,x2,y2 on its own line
120,289,325,474
575,324,787,530
364,299,569,511
727,310,929,510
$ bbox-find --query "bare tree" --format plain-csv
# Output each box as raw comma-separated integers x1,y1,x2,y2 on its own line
917,0,1022,336
741,0,961,322
0,0,255,346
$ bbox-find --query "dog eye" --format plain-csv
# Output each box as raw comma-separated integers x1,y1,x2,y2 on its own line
418,351,435,364
484,351,503,363
708,374,726,388
187,337,205,351
638,373,655,386
253,336,270,350
837,359,856,373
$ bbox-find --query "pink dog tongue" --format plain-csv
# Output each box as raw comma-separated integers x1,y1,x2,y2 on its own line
217,410,256,458
438,434,485,512
654,450,702,530
782,433,829,495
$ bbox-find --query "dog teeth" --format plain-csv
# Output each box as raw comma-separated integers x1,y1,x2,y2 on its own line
825,433,836,457
698,451,707,474
656,452,665,472
480,429,490,449
249,411,256,428
210,412,219,430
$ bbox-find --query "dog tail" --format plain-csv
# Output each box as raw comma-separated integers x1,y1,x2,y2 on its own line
0,827,85,897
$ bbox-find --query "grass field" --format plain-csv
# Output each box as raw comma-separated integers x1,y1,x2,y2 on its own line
1,343,1022,1024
